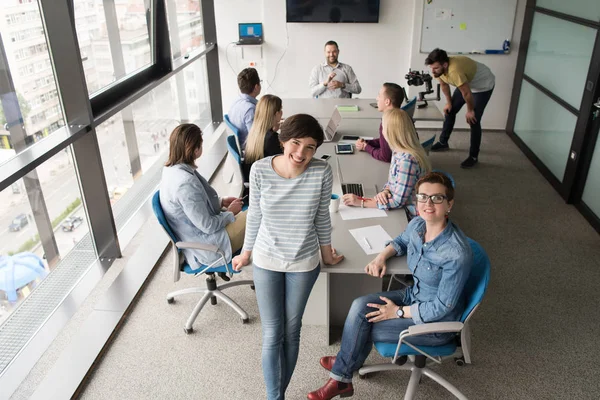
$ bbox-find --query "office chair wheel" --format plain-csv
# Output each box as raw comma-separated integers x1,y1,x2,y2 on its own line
242,318,249,324
454,356,465,366
250,285,255,291
167,297,174,304
184,327,194,334
211,296,217,305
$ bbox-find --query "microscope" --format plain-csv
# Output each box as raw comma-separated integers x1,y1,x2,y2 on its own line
404,69,441,108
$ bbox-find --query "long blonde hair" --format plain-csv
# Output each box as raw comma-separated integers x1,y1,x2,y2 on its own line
245,94,282,164
382,108,431,172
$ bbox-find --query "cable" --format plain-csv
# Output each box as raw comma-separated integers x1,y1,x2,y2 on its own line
225,42,238,77
263,22,290,94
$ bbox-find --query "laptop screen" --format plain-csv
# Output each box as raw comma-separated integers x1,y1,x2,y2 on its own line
325,108,342,141
239,23,263,39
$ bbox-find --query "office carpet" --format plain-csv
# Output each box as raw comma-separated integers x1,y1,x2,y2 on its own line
17,129,600,399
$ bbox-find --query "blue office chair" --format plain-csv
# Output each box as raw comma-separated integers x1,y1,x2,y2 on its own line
401,96,418,120
361,239,490,400
152,191,254,334
421,134,436,155
224,114,240,143
433,169,456,188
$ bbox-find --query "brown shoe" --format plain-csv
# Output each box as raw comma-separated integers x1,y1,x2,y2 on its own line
307,378,354,400
320,356,336,371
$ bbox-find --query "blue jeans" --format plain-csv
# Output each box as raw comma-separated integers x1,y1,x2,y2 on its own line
253,264,321,400
330,290,454,383
439,87,494,158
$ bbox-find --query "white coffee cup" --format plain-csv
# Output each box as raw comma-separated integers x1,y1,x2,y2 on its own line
330,194,340,213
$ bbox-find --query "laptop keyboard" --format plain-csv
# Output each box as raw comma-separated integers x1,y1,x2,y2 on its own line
342,183,364,197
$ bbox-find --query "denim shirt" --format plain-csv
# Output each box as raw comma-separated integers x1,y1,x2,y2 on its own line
159,164,235,268
228,94,258,146
388,217,473,324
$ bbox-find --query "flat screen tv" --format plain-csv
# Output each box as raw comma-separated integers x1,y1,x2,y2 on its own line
287,0,380,23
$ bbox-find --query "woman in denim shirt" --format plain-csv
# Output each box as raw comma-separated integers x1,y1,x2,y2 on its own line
308,172,473,400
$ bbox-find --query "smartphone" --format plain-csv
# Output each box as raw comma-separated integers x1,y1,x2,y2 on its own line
321,154,331,160
335,144,354,154
341,135,360,141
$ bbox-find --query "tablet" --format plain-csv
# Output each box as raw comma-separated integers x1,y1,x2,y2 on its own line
335,143,354,154
341,135,360,141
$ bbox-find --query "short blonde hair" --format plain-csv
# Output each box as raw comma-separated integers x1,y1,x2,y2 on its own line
382,109,431,172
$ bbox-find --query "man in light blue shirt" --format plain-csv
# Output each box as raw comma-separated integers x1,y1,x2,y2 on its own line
309,40,361,99
228,67,261,147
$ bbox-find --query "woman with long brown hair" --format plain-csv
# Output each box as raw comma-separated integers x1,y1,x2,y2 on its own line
159,123,246,268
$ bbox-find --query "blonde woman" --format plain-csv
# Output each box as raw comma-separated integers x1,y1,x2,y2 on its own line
342,108,431,217
243,95,283,179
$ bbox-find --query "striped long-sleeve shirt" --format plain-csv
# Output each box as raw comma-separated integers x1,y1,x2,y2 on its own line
380,151,424,217
243,156,333,272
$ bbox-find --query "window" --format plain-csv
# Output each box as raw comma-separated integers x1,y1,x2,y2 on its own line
73,0,153,95
0,3,64,167
0,149,92,326
167,0,205,59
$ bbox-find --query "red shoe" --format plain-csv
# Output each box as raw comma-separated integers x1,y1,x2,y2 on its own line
307,378,354,400
320,356,336,371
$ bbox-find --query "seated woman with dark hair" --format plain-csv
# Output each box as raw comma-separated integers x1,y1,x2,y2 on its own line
308,172,473,400
242,94,283,180
159,124,245,268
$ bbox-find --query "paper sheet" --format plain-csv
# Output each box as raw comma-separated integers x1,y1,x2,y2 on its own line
338,204,387,220
349,225,393,255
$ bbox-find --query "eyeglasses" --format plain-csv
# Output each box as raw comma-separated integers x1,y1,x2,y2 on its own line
415,193,447,204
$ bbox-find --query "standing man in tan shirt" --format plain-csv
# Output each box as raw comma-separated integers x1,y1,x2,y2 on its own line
426,48,495,168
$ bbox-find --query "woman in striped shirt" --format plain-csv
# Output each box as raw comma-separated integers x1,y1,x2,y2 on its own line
233,114,344,400
342,108,431,217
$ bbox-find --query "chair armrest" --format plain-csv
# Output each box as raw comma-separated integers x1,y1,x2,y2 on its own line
406,321,464,336
175,241,223,255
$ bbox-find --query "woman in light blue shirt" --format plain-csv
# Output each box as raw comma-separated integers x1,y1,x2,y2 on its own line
159,124,246,269
233,114,344,400
308,172,473,400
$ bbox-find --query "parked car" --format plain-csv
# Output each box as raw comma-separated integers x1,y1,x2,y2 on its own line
9,214,28,232
61,216,83,232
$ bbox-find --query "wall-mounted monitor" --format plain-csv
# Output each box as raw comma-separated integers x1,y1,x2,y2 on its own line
286,0,380,23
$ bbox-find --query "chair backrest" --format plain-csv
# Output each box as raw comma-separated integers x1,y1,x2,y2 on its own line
460,238,491,323
432,169,456,188
152,191,184,282
226,134,242,166
421,134,436,155
152,191,178,245
401,96,418,119
224,114,239,139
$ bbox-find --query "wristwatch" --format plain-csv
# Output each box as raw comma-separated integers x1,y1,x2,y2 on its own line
396,307,404,319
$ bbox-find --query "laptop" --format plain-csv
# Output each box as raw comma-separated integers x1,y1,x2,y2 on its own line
336,158,365,198
238,23,263,45
324,108,342,142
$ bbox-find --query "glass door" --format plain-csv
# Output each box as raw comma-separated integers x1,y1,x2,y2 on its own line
507,0,600,216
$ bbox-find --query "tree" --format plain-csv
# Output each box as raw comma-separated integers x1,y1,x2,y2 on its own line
0,92,30,128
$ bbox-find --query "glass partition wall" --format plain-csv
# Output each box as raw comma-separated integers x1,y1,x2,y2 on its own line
507,0,600,232
0,0,221,381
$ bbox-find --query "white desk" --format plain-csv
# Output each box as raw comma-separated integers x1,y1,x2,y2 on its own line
282,98,444,122
303,118,410,344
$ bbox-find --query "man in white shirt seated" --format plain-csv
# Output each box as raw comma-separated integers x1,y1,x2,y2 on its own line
309,40,362,99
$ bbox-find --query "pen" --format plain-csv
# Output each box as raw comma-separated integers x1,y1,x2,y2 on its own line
357,196,370,201
363,238,372,250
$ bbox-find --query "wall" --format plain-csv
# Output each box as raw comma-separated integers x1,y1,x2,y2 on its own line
408,0,527,130
214,0,526,130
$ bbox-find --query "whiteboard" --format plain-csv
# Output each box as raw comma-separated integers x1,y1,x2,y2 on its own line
420,0,518,54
